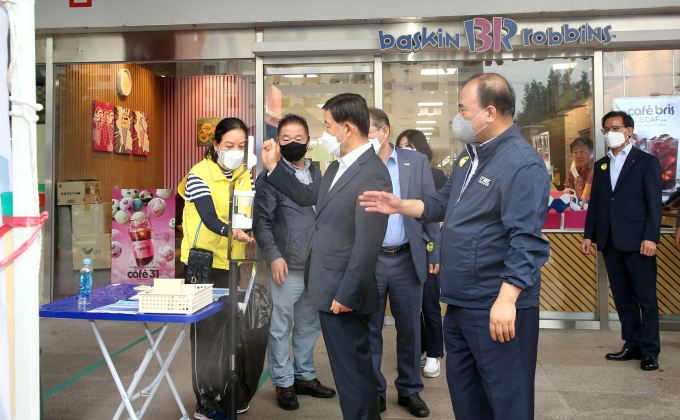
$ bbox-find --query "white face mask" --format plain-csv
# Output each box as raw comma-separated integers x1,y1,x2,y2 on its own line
604,131,627,149
367,127,386,153
320,123,350,157
451,108,489,144
217,149,244,170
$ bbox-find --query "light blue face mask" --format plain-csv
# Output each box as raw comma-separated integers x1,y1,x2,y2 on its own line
451,107,489,144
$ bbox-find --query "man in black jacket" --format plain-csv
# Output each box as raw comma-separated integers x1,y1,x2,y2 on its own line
262,93,391,420
253,114,336,410
582,110,662,371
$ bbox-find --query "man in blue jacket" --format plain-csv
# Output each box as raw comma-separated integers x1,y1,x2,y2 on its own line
360,73,550,420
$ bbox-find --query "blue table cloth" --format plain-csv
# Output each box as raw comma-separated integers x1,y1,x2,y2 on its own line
39,284,226,323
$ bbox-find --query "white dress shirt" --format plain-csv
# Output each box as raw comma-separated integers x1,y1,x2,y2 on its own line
607,141,633,190
330,142,372,190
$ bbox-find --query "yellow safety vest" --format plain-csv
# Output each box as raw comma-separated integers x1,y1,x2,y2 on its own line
178,158,252,270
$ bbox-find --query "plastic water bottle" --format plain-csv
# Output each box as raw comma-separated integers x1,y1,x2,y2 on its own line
78,259,93,306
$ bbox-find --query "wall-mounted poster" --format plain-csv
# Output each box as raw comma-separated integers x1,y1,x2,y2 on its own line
114,106,134,154
93,100,114,152
613,97,680,198
197,117,224,147
133,110,150,156
111,188,176,284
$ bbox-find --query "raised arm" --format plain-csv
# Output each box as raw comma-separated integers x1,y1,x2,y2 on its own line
262,138,320,207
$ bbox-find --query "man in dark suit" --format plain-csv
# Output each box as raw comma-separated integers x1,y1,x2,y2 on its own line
367,108,439,418
582,110,662,371
262,93,392,420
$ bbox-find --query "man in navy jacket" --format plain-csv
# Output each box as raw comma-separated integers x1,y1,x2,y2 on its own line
582,111,662,371
360,73,550,420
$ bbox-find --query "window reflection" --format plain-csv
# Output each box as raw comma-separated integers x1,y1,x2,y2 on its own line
383,59,594,188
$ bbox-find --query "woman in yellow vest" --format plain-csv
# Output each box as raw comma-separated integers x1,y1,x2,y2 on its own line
178,117,255,420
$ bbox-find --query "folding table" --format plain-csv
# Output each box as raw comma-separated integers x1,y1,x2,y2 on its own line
39,283,226,420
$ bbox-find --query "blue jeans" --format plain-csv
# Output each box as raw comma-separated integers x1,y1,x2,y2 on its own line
267,268,321,387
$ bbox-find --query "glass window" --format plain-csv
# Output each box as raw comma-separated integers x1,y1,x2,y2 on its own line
384,59,594,189
264,63,374,174
384,59,596,319
603,50,680,200
52,60,255,300
603,50,680,319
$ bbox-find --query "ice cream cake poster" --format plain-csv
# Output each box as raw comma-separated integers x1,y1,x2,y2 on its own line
111,188,176,284
613,97,679,197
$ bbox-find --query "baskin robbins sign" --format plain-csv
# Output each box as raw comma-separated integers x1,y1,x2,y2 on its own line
379,18,613,52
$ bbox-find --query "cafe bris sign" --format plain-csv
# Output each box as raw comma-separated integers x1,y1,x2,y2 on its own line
378,18,613,52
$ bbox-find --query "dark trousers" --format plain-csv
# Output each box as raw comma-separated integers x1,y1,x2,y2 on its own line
444,305,539,420
319,310,380,420
191,267,230,408
420,271,444,358
368,250,424,399
602,235,660,357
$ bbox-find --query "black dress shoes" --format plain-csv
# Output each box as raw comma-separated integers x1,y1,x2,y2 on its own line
294,378,337,398
398,392,430,418
605,347,643,361
641,356,659,371
379,395,386,413
276,385,299,410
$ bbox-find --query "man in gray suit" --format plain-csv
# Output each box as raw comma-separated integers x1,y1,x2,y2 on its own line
262,93,392,420
367,108,440,418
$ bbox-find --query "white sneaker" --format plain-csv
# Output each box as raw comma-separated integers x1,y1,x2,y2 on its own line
423,357,440,378
420,352,427,367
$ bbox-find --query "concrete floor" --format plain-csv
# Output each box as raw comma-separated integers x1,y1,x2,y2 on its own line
40,318,680,420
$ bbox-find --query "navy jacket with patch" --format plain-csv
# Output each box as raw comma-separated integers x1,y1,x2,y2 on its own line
419,124,551,309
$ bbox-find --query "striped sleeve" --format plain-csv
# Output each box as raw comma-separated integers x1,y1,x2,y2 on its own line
185,174,211,202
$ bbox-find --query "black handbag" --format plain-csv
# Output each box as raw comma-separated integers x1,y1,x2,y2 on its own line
184,205,222,284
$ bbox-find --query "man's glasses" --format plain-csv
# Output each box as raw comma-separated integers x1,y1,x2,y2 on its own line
601,126,627,134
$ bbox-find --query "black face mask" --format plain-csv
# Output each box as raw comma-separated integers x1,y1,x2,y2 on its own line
280,140,309,162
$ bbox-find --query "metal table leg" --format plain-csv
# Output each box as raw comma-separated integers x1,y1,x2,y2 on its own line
88,320,139,420
111,323,169,420
134,322,189,420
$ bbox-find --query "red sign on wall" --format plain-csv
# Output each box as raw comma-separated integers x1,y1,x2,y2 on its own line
69,0,92,7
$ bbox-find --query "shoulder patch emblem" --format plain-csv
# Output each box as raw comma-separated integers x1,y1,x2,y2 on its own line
601,163,608,170
478,175,492,188
459,156,470,167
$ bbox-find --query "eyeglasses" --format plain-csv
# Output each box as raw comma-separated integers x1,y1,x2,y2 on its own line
368,126,384,136
601,126,627,134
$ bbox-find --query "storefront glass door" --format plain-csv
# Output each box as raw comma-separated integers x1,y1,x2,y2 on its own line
264,63,374,174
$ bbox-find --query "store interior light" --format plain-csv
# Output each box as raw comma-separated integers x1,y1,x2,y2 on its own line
316,104,323,108
416,121,436,124
420,68,457,76
284,75,305,78
552,63,577,70
418,127,434,130
306,74,318,78
418,102,443,106
417,113,436,116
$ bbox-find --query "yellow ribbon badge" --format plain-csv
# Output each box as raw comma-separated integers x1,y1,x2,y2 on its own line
601,163,608,170
459,156,470,167
426,242,434,252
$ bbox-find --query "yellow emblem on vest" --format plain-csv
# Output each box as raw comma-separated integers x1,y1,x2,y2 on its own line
426,242,434,252
459,156,470,167
601,163,608,170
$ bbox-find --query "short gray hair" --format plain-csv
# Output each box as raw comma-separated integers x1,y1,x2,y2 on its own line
368,107,390,129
